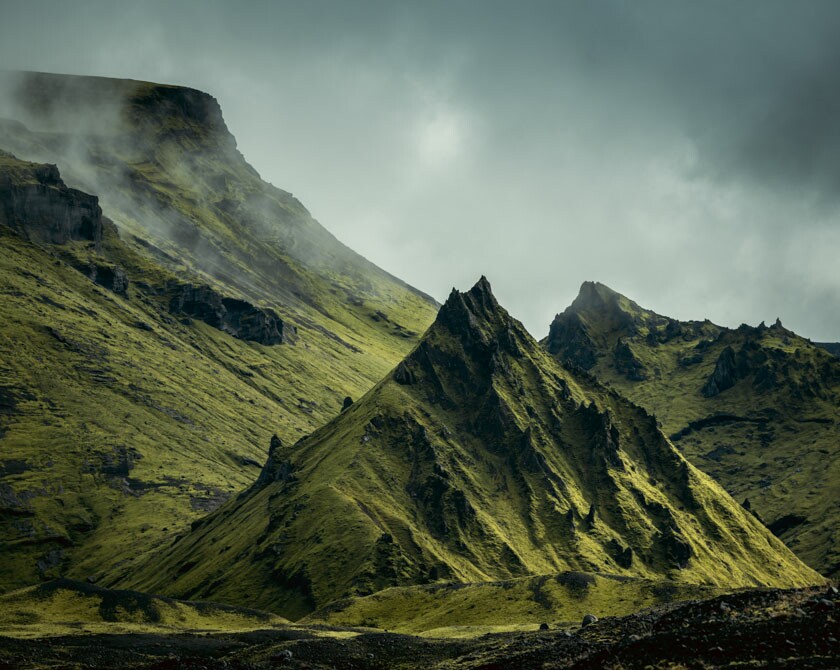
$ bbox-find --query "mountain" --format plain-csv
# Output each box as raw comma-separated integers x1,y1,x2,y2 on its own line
0,72,436,594
544,281,840,578
0,71,436,342
122,278,818,620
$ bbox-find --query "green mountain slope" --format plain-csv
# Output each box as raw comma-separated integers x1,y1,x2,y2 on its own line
544,281,840,577
303,572,723,634
0,74,436,593
0,578,288,638
125,278,819,620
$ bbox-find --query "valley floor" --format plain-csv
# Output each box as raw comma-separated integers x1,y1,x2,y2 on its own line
1,585,836,669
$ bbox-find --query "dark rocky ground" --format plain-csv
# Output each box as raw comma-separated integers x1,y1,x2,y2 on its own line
0,585,836,669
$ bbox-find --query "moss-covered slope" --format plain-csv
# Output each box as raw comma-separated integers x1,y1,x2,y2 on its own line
0,73,436,595
127,278,819,620
544,281,840,577
0,579,288,638
303,572,723,634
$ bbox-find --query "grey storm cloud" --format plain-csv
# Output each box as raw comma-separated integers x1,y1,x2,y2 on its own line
1,0,839,340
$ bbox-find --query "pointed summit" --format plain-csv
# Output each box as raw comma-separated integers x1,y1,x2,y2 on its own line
436,276,506,340
570,281,624,312
129,281,819,618
398,276,532,396
566,281,647,324
544,281,654,372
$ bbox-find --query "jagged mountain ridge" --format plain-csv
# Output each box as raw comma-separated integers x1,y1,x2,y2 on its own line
123,278,818,619
544,281,840,578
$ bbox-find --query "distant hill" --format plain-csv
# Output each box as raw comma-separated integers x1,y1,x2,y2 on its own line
544,281,840,578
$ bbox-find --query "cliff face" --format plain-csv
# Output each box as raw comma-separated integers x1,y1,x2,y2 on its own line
0,153,102,246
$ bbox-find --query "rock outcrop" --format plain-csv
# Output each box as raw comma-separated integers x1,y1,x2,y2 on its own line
85,260,129,296
166,281,295,345
0,153,103,246
701,346,740,397
613,339,647,381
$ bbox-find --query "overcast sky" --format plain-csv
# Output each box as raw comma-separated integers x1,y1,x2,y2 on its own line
2,1,839,340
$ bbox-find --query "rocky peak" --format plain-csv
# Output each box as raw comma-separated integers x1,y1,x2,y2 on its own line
431,276,526,353
570,281,623,312
437,276,502,331
566,281,642,328
394,277,532,401
545,282,649,372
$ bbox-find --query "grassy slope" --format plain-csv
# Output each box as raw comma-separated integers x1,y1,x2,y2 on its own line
303,572,723,634
124,278,819,623
0,579,288,639
0,74,437,594
543,281,840,578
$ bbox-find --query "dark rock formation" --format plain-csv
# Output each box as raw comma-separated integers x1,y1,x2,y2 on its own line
702,346,744,397
393,361,416,385
256,435,297,488
342,396,354,411
700,336,818,397
741,498,765,524
544,311,599,370
85,261,129,296
614,339,647,381
607,539,634,568
0,156,103,246
659,526,692,569
166,281,294,345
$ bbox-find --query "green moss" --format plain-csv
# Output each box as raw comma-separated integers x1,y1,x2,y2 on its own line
302,572,723,634
125,279,820,622
545,282,840,577
0,579,288,638
0,73,438,596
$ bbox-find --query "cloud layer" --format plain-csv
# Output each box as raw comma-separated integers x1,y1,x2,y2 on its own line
2,1,839,339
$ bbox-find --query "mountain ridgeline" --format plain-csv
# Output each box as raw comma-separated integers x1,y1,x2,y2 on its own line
123,278,817,619
544,281,840,578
